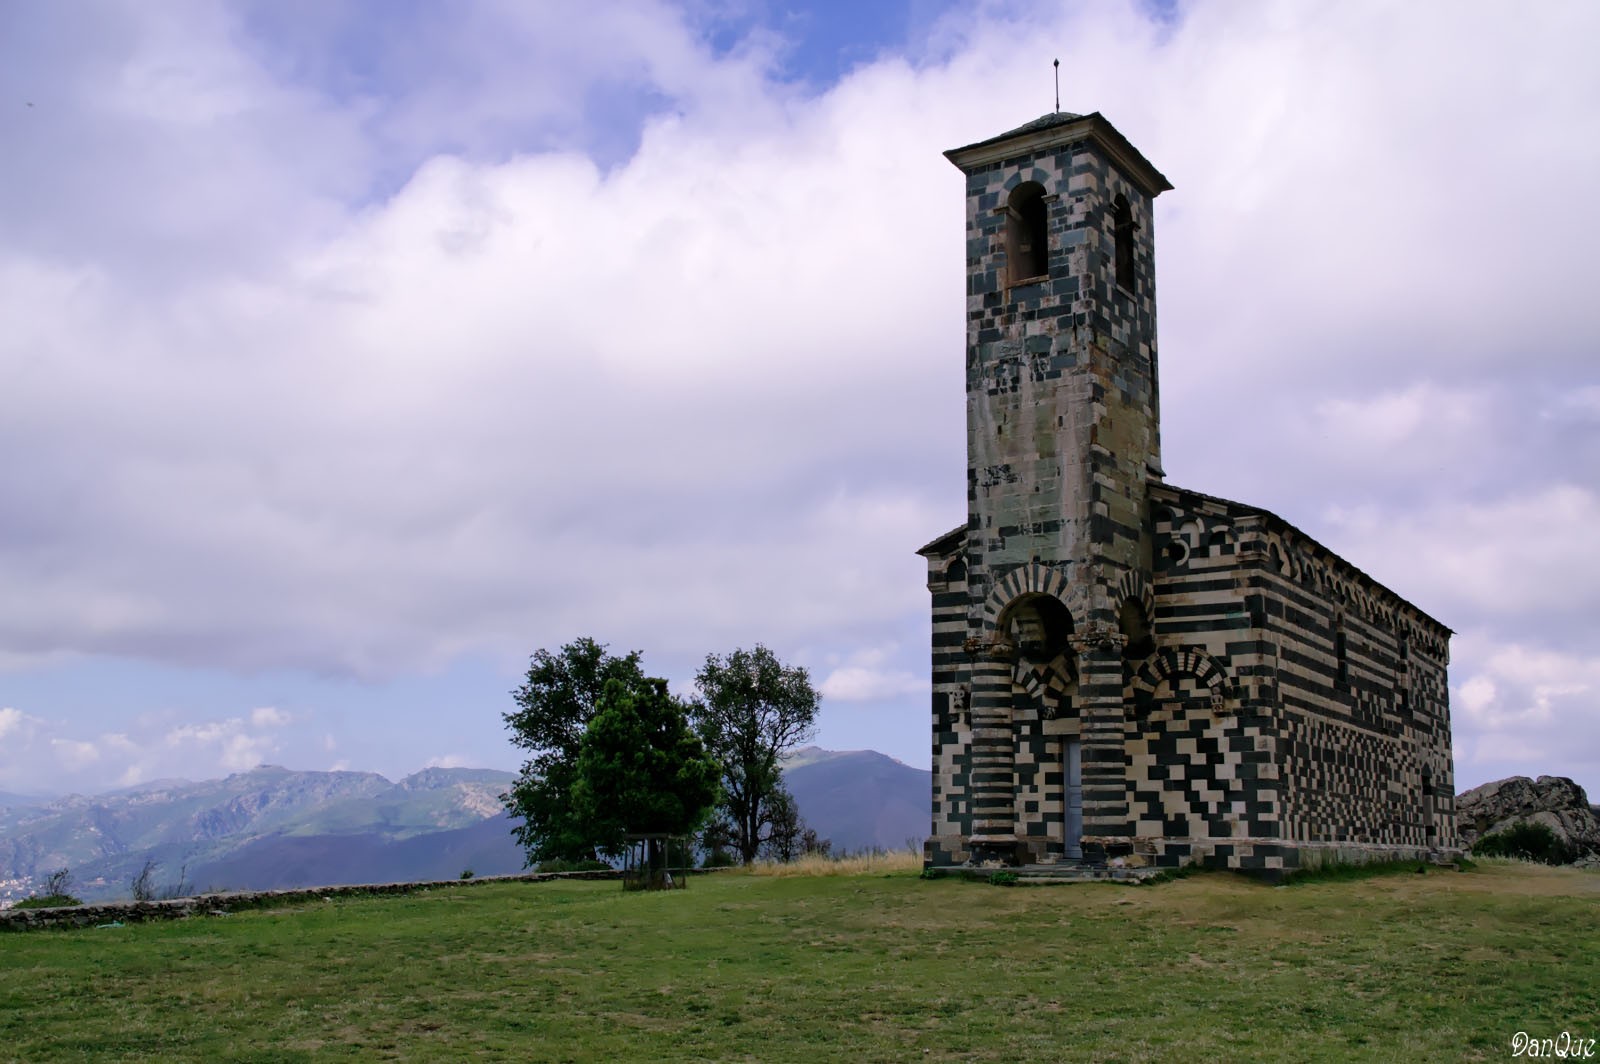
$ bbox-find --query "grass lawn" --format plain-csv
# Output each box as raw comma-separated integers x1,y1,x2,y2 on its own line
1,860,1595,1062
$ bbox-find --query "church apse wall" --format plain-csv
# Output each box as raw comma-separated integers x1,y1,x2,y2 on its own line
1139,485,1456,872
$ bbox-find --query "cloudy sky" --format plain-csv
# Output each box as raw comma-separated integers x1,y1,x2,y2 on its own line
1,0,1596,800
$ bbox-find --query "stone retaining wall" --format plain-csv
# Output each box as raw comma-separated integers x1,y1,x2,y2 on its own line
0,869,622,932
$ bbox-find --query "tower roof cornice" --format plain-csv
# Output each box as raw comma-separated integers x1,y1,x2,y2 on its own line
944,111,1173,198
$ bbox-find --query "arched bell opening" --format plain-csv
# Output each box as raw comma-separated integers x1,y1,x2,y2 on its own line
1005,182,1050,285
1112,192,1136,292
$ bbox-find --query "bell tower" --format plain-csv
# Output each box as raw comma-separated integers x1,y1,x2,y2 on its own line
928,111,1455,878
937,111,1172,865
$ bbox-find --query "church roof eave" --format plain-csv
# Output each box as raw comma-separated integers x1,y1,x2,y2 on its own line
1152,480,1453,636
916,525,968,557
944,111,1173,199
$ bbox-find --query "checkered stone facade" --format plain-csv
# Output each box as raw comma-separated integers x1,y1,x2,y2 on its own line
918,112,1457,876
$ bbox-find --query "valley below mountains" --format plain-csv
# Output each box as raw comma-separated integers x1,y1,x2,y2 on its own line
0,748,931,904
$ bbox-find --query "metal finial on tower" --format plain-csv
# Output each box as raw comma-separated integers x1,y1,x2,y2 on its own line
1053,58,1060,113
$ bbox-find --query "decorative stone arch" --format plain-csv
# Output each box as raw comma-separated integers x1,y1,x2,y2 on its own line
1178,516,1206,552
1262,531,1284,566
1205,524,1233,557
1113,570,1156,691
1001,167,1054,194
1129,646,1237,718
981,566,1085,722
945,556,967,585
980,562,1087,634
1114,570,1155,632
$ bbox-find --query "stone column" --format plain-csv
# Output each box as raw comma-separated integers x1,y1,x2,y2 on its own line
1074,623,1129,864
965,639,1019,864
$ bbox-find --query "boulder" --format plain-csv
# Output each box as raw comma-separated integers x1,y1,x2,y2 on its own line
1455,776,1600,860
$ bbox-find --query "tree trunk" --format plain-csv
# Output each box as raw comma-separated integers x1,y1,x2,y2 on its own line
740,804,760,864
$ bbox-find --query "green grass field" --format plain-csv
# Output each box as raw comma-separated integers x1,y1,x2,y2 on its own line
1,860,1595,1062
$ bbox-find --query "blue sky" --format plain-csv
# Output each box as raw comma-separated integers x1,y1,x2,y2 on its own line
1,0,1597,798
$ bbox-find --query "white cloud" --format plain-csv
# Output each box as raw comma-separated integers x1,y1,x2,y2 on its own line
1310,385,1491,469
0,1,1596,788
423,754,471,770
820,666,924,702
102,732,139,755
1317,484,1600,628
6,3,1594,676
0,693,336,795
220,732,274,771
1541,385,1600,422
817,643,926,702
165,717,280,771
50,739,100,770
165,722,228,747
1450,631,1600,789
0,707,34,741
251,706,291,728
1458,676,1496,717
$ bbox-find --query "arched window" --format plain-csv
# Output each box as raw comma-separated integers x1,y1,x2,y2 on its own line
1006,183,1049,285
1113,193,1136,292
1118,597,1155,688
1421,767,1437,842
1396,634,1411,719
1333,615,1349,691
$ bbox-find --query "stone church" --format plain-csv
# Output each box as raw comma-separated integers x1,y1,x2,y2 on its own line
918,111,1457,874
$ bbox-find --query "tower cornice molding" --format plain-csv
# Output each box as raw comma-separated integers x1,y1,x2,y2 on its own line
944,111,1173,199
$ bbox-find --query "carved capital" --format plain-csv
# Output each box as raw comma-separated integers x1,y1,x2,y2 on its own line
966,636,1018,662
1070,621,1125,654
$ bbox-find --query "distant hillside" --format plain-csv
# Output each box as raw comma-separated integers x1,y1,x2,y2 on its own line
0,765,516,902
783,747,929,853
0,791,44,810
189,813,531,891
0,750,931,902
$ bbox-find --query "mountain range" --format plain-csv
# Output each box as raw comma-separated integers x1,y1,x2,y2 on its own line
0,748,930,903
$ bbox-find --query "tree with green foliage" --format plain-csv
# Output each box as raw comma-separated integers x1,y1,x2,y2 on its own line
501,638,649,864
692,645,821,864
759,787,831,863
572,678,720,871
1471,820,1577,865
697,811,740,868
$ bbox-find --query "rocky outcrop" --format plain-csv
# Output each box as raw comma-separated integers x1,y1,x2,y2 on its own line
1456,776,1600,861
